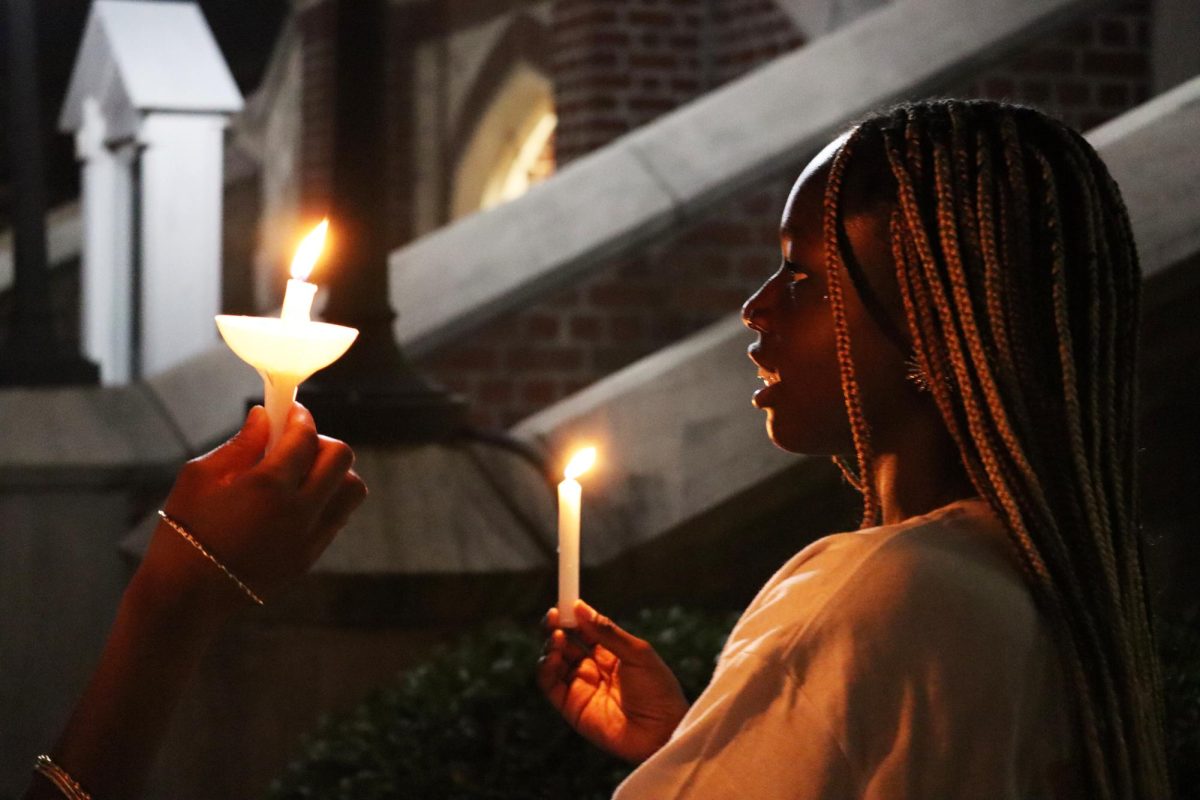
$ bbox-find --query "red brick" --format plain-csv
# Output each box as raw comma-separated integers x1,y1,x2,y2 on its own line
701,221,755,246
1009,48,1076,74
569,314,603,340
1056,81,1090,107
507,346,584,371
629,97,677,114
587,31,631,47
629,53,679,70
479,380,514,404
1081,50,1147,77
1057,22,1092,46
555,6,618,27
595,345,650,372
1097,19,1130,47
628,10,674,26
740,258,771,280
525,313,562,338
1097,83,1129,108
1135,20,1150,48
432,345,498,370
589,282,652,307
520,379,558,406
983,77,1016,97
1018,80,1052,103
686,253,732,279
677,285,749,312
610,314,646,341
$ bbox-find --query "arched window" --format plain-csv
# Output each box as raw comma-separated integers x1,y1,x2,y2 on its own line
479,107,555,211
451,62,555,219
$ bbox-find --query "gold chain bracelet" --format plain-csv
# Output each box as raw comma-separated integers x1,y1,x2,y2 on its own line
33,755,92,800
157,510,265,606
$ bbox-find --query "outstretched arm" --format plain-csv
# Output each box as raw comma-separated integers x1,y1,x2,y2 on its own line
23,405,366,800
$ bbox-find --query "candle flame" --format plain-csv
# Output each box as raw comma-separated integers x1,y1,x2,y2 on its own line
563,446,597,481
290,219,329,281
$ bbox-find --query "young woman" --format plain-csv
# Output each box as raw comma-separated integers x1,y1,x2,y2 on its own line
539,99,1170,798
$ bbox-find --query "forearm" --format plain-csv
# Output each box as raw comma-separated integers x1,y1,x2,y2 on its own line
24,526,244,799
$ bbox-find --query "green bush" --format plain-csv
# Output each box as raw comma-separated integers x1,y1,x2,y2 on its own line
269,608,1200,800
267,607,738,800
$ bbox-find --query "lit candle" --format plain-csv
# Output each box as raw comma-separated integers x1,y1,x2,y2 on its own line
279,219,326,323
558,446,596,627
215,219,358,450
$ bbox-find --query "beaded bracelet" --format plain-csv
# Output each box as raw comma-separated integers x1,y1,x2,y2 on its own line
33,755,92,800
157,510,265,606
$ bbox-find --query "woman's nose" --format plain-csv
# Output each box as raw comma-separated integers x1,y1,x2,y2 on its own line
742,277,774,333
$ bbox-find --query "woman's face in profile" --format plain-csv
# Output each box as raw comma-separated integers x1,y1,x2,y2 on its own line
743,134,908,456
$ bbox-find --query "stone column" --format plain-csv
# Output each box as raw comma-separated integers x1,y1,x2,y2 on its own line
136,112,229,378
76,98,135,385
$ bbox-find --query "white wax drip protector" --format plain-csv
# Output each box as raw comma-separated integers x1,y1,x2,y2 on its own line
215,314,359,449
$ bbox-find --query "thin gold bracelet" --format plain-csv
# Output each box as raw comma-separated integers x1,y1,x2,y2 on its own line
157,510,265,606
33,755,92,800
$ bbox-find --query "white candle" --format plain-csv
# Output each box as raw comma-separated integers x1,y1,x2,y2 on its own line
215,219,357,451
558,446,596,627
280,219,326,323
280,278,318,323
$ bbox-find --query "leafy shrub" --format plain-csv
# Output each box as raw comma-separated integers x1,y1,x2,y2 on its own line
269,608,1200,800
268,607,738,800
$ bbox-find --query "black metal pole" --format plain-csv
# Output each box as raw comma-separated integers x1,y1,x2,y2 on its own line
0,0,97,385
300,0,464,443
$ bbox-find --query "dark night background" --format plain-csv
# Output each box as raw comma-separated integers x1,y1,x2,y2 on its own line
0,0,289,228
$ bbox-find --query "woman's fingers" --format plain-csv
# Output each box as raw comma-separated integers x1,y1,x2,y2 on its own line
301,436,356,507
592,643,618,671
574,600,652,663
537,640,569,709
201,405,270,475
257,404,319,487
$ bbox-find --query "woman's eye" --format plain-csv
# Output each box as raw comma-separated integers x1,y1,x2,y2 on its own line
783,260,810,283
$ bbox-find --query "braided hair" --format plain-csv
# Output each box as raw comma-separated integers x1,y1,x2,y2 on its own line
821,99,1169,798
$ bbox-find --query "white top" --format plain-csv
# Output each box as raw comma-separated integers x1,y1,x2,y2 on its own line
614,497,1081,799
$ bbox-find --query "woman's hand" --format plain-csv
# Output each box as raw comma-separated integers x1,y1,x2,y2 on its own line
20,405,368,800
537,600,690,764
144,403,367,610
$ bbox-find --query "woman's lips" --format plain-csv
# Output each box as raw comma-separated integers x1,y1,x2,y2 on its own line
752,368,781,408
747,346,779,408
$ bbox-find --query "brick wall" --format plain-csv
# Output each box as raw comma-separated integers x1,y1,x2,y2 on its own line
551,0,803,165
956,1,1152,132
418,0,1157,432
712,0,807,84
298,1,336,218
